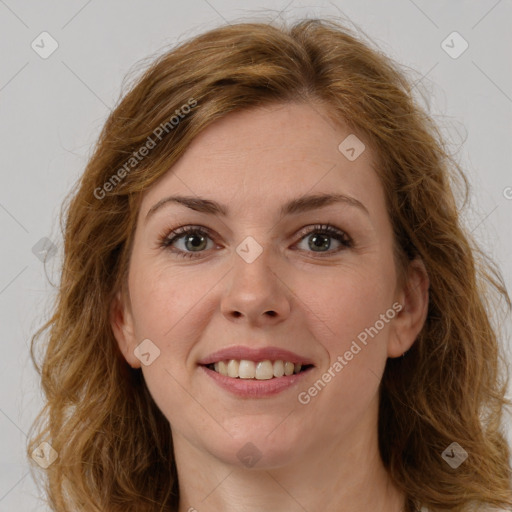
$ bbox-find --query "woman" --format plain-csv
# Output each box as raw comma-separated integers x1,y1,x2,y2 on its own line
28,17,512,512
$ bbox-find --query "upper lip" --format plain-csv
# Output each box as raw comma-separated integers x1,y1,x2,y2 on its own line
198,346,315,366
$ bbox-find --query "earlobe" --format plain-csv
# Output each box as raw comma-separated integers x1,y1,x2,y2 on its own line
387,258,430,358
110,289,141,369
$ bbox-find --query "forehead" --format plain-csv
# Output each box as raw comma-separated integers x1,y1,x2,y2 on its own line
140,102,385,219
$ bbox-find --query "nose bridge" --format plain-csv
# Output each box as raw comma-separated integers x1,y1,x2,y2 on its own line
234,242,276,294
220,236,291,324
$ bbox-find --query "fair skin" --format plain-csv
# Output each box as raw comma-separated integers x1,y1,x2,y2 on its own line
111,101,429,512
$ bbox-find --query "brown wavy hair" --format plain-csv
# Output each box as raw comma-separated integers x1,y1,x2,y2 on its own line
27,17,512,512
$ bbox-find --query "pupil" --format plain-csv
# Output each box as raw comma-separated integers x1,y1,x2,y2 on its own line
187,234,206,251
310,234,329,251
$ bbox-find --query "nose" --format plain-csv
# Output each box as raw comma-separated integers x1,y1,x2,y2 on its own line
220,245,291,327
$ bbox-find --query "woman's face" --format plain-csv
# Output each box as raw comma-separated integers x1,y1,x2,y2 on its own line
112,101,426,469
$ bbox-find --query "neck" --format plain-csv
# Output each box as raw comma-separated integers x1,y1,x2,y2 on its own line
174,397,405,512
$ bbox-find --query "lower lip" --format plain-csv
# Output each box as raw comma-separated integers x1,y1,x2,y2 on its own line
199,365,313,398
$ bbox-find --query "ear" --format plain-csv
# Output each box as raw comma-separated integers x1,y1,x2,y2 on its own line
387,258,430,358
110,288,141,368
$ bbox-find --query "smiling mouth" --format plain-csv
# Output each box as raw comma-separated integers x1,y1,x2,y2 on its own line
203,359,314,380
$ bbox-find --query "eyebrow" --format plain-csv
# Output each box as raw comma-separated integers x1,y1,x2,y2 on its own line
145,192,369,222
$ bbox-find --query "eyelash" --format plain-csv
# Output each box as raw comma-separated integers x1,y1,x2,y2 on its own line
158,223,353,260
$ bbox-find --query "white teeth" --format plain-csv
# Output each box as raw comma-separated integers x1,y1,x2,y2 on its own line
273,360,284,378
218,360,228,376
227,359,239,378
255,360,274,380
238,360,256,379
209,359,308,379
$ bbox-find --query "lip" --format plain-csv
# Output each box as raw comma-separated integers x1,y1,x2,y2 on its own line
197,345,315,366
199,364,314,398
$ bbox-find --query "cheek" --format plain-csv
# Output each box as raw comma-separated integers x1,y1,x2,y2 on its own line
296,272,394,434
128,257,212,342
298,258,396,402
127,261,215,427
302,262,395,347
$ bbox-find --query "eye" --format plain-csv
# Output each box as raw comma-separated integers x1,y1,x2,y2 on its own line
293,224,353,256
159,225,217,259
159,223,353,259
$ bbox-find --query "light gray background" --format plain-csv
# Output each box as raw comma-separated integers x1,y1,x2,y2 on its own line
1,1,511,510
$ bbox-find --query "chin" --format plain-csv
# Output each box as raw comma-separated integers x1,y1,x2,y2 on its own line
208,424,303,469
